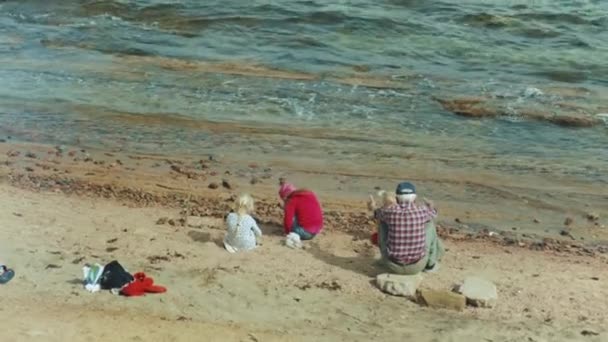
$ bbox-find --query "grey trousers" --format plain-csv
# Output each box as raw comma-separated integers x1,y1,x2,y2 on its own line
378,220,445,275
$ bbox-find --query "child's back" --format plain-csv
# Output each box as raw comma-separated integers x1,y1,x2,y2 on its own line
224,213,261,253
223,194,262,253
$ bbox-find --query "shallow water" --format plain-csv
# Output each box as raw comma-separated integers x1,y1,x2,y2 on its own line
0,0,607,188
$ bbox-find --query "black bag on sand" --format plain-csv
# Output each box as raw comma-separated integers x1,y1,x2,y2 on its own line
100,260,134,290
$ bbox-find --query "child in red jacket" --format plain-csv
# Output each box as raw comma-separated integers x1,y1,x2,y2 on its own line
279,180,323,240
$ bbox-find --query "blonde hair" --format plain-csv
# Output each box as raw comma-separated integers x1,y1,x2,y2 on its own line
377,190,396,207
235,193,254,216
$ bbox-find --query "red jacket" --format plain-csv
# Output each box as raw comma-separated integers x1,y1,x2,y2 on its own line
283,191,323,235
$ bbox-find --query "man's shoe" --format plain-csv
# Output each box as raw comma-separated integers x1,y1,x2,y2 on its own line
424,263,440,273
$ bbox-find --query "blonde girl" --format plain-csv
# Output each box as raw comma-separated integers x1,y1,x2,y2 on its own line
223,194,262,253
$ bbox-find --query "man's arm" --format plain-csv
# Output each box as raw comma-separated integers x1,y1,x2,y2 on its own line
422,198,438,219
283,201,296,234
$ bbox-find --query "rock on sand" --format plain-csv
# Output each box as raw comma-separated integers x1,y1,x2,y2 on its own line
457,276,498,308
416,289,466,311
375,273,422,298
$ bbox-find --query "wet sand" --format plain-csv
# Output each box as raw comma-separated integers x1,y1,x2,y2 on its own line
0,141,607,341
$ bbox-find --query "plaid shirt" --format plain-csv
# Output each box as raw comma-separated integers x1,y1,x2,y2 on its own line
375,202,437,264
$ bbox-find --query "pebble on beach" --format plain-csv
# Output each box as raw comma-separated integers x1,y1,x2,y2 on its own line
222,179,232,190
585,212,599,222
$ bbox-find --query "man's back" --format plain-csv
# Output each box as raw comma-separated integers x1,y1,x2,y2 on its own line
376,202,436,264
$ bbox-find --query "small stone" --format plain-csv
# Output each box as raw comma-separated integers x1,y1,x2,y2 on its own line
457,276,498,308
222,179,232,189
25,167,34,172
208,182,219,189
585,212,599,222
376,273,422,298
72,256,85,264
581,330,599,336
250,177,259,185
417,289,466,311
156,217,169,225
455,218,462,223
564,217,574,226
533,218,541,223
209,154,223,162
7,150,20,157
25,152,37,158
248,163,258,169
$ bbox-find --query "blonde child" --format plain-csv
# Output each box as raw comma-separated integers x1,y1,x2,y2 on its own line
368,190,396,211
368,190,396,245
224,194,262,253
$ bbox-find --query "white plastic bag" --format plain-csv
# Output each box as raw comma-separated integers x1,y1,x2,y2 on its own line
285,233,302,249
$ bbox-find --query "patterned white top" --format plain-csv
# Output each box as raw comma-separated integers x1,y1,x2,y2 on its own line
224,213,262,253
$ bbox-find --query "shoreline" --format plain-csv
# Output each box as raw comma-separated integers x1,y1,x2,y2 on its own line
2,140,607,258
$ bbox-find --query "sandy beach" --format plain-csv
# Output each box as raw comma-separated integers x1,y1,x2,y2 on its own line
2,2,608,341
1,142,607,342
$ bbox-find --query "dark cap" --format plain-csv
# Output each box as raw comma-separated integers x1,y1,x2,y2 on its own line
396,182,416,195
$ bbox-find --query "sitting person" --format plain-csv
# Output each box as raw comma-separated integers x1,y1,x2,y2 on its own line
369,190,396,245
279,180,323,240
368,181,444,274
224,194,262,253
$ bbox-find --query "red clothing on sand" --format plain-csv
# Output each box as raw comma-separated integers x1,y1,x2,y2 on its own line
283,191,323,235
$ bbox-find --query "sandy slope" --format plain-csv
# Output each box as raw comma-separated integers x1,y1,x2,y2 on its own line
1,184,606,342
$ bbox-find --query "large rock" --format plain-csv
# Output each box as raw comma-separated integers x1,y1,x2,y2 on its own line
375,273,422,298
416,289,466,311
457,277,498,308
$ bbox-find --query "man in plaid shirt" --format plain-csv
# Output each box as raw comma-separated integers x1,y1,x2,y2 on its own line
369,182,444,274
